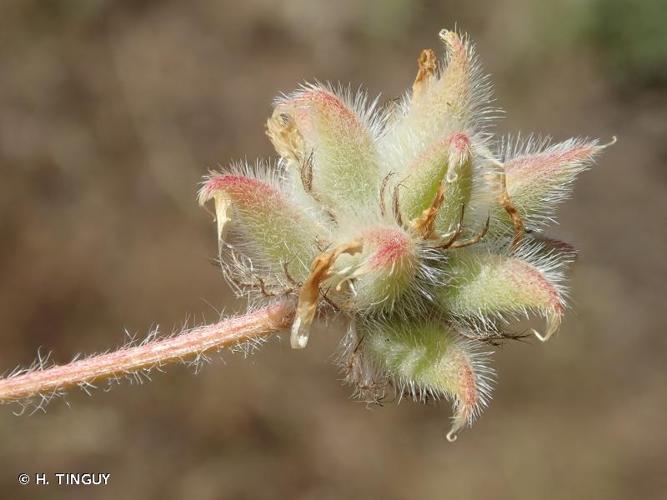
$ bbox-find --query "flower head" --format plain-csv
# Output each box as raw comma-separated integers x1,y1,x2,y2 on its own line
199,29,611,440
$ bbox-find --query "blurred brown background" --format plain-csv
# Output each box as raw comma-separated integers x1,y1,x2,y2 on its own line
1,1,665,499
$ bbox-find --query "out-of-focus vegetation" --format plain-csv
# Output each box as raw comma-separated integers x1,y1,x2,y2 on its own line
590,0,667,87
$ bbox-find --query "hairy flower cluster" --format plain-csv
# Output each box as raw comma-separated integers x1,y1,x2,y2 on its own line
199,29,610,440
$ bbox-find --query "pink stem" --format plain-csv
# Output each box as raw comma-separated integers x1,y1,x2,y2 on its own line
0,300,295,404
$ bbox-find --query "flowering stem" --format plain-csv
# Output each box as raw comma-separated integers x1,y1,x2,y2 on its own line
0,300,295,405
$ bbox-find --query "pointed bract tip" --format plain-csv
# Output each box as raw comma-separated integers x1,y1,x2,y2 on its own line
438,29,464,51
290,317,310,349
446,428,459,443
446,132,472,183
214,194,231,243
198,176,233,242
602,135,618,148
532,311,562,342
438,29,450,42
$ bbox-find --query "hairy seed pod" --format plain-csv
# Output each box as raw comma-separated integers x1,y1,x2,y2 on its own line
396,132,472,227
199,171,328,280
360,319,494,441
440,244,570,341
334,225,420,313
270,86,380,215
383,30,491,160
435,132,474,233
488,137,609,232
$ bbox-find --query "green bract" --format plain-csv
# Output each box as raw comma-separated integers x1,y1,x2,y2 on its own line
199,29,609,440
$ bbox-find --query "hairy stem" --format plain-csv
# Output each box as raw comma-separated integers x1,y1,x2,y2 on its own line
0,300,295,405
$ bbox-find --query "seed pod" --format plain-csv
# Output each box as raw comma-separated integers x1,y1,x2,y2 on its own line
492,137,608,231
435,132,474,233
381,29,492,165
360,318,494,441
199,170,328,281
335,225,420,313
397,132,472,231
440,243,570,341
269,85,380,215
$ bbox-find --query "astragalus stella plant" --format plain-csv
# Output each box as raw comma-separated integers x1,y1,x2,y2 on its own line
0,29,611,441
